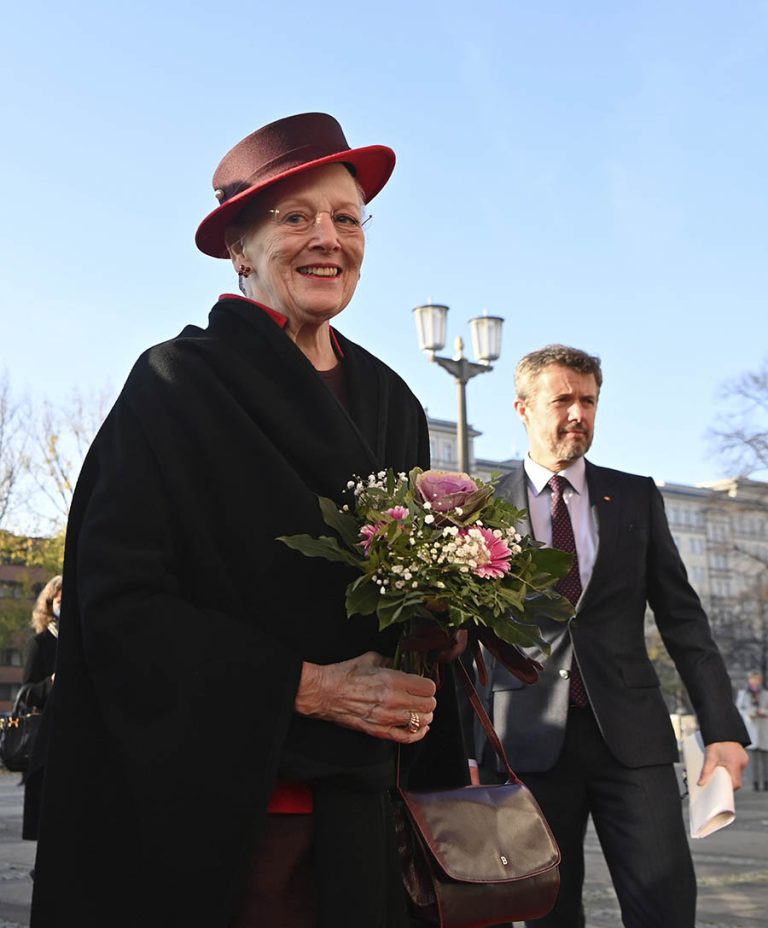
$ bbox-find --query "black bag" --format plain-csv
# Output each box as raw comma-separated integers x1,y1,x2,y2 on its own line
394,661,560,928
0,684,42,773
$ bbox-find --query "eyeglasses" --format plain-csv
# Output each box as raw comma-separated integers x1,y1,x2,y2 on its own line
267,207,372,235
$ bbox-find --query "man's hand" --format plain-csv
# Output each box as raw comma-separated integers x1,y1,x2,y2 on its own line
700,740,749,790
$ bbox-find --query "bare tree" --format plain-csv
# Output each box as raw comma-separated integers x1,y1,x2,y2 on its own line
0,369,30,530
25,386,112,531
731,545,768,679
710,357,768,477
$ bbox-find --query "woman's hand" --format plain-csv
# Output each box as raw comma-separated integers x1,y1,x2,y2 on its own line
295,652,437,743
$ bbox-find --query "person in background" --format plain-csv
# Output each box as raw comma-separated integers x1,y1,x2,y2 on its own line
21,575,62,844
736,670,768,790
30,113,468,928
474,344,749,928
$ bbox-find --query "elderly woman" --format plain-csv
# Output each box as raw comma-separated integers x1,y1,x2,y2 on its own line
30,114,468,928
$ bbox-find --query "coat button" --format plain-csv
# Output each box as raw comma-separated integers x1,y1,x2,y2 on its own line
558,669,571,680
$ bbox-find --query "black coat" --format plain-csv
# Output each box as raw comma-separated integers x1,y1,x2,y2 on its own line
483,461,748,772
22,630,57,709
21,629,57,840
31,298,466,927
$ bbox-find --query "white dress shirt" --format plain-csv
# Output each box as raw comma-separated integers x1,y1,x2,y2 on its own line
523,455,598,603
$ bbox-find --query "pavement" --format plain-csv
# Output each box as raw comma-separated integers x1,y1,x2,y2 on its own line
0,767,766,927
0,770,34,928
576,778,768,928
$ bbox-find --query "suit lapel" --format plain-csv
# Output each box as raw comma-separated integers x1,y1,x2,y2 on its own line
580,460,621,608
497,466,532,536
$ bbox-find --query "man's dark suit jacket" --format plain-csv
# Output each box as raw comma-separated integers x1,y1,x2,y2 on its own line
480,460,749,774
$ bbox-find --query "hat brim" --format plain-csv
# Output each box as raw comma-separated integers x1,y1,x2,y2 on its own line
195,144,395,259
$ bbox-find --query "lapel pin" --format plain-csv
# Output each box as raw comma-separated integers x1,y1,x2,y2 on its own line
603,495,612,501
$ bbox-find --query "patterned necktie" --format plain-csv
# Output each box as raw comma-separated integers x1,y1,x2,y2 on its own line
548,474,588,708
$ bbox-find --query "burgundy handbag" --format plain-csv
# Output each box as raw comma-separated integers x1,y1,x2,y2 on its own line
394,661,560,928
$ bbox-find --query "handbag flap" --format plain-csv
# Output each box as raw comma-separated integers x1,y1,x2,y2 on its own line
399,782,560,883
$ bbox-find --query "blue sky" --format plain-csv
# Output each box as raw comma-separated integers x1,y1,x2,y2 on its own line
2,0,766,487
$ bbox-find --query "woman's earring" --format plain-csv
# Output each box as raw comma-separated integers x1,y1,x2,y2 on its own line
238,264,252,278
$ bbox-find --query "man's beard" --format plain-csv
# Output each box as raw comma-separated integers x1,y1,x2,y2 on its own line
553,429,592,462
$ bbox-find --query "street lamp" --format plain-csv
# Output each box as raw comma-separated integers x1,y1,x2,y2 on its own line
413,302,504,474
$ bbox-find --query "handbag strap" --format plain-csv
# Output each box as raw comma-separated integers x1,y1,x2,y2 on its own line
10,683,34,716
454,656,520,783
396,658,521,786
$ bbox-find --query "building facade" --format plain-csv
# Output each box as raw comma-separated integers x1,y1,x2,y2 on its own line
427,416,517,482
0,564,49,711
660,477,768,681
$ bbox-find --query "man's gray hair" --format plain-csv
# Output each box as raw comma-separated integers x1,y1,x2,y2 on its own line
515,344,603,400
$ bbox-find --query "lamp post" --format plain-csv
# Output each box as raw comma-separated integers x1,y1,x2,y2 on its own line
413,302,504,474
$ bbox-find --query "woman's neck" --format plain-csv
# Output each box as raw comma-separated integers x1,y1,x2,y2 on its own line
230,292,340,370
287,321,339,371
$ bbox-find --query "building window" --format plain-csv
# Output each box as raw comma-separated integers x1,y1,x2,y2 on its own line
0,683,21,702
0,649,23,667
711,579,731,597
707,523,727,542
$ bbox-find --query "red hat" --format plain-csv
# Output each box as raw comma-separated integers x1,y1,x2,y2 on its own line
195,112,396,258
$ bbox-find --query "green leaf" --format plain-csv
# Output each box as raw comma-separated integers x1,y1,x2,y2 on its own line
446,603,474,627
318,497,361,548
408,466,425,486
277,534,360,567
529,547,573,582
376,592,425,629
487,612,550,652
523,590,574,624
497,584,526,611
345,576,381,617
376,598,407,629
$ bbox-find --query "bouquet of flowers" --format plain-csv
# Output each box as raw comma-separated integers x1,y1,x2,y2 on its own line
278,468,573,676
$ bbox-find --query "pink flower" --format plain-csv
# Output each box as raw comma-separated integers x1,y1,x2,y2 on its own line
414,470,479,513
359,507,408,552
462,527,512,579
413,470,493,524
359,524,380,551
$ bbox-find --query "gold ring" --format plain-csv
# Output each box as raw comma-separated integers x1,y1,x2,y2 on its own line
407,711,421,734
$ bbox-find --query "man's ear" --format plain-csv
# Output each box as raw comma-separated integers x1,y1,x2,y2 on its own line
513,398,529,427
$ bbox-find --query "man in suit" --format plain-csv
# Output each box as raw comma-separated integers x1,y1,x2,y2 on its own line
476,344,749,928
